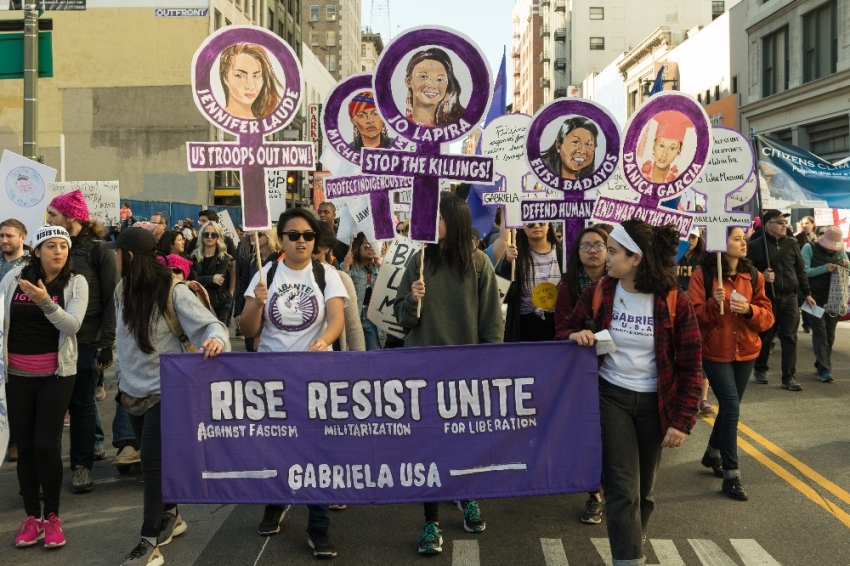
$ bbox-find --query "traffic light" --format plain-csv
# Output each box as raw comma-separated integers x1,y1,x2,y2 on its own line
286,172,296,193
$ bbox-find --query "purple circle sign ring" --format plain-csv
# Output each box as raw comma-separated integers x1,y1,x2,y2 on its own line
322,73,409,167
192,26,302,137
372,26,491,145
525,99,621,195
622,93,710,199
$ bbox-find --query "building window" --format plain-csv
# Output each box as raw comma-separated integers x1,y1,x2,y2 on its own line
309,4,319,21
278,22,284,38
326,54,337,72
589,37,604,50
214,9,222,30
808,117,849,158
732,76,738,94
287,31,293,47
705,90,711,104
803,1,837,84
771,130,792,144
714,85,720,101
268,9,274,30
589,7,604,19
310,30,319,46
712,1,724,19
327,30,336,46
697,93,702,104
762,27,788,97
225,18,232,26
326,5,336,21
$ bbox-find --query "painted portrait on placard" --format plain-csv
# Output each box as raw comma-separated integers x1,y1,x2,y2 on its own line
210,43,285,120
539,116,605,181
637,110,697,184
400,47,468,128
347,91,393,150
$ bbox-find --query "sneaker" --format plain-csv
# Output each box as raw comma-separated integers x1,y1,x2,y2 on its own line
157,511,187,546
112,446,141,466
457,500,486,532
701,450,724,478
722,477,749,501
781,378,803,391
14,516,44,547
307,529,338,558
94,444,107,461
72,466,94,494
753,371,769,385
42,513,66,548
95,385,106,401
64,412,70,427
257,504,290,536
820,372,834,383
580,494,605,524
121,539,164,566
698,400,715,415
417,522,443,554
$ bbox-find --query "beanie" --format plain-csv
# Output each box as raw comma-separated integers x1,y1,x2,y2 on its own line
166,254,192,280
33,224,72,249
49,190,91,222
115,227,158,256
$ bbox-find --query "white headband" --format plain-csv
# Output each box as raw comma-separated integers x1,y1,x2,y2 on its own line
610,224,642,255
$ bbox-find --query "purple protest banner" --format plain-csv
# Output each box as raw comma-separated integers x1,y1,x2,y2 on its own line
160,342,601,505
363,27,494,243
521,98,621,259
323,175,413,240
187,26,315,230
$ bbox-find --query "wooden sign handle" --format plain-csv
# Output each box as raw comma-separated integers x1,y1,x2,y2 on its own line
716,252,724,315
509,229,516,282
417,244,425,318
255,230,265,287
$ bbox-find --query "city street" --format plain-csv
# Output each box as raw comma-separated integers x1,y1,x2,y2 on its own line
1,324,850,565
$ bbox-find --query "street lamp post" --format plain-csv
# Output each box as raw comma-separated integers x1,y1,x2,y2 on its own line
23,2,39,161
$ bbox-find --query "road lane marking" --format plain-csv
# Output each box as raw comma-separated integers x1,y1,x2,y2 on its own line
449,463,528,476
688,539,738,565
591,538,613,566
730,539,782,566
452,539,480,566
540,538,569,566
651,539,686,565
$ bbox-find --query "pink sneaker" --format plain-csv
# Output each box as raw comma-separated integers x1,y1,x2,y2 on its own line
14,516,44,547
42,513,66,548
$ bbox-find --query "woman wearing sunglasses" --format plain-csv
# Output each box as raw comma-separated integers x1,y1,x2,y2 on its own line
190,222,232,324
343,232,383,350
239,208,349,559
499,221,563,342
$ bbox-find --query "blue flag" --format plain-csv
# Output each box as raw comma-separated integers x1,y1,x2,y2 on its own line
649,66,665,97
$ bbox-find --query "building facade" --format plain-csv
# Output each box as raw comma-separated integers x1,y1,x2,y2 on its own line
511,0,544,115
737,0,849,162
361,29,383,73
301,0,360,80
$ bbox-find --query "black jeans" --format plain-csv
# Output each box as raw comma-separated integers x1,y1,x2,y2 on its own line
69,343,99,470
809,311,838,376
127,402,176,538
599,379,664,566
703,360,755,474
519,312,556,341
7,373,75,518
265,504,330,532
754,294,799,381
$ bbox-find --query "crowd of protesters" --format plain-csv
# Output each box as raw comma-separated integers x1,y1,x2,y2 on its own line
2,192,849,566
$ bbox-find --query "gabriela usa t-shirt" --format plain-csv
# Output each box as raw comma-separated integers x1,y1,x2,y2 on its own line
599,282,658,393
246,260,350,352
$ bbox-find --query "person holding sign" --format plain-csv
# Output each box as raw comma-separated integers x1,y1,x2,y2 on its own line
559,220,702,566
393,193,503,554
240,208,349,559
688,228,774,501
404,48,466,127
499,222,563,342
3,225,88,549
343,232,384,350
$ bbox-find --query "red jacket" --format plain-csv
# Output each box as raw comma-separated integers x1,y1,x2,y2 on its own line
688,267,774,362
556,277,703,435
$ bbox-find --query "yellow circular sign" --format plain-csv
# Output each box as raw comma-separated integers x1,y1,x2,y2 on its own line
532,282,558,311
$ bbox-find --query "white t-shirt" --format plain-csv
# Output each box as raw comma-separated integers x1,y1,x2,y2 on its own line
599,282,657,393
520,247,561,315
246,261,350,353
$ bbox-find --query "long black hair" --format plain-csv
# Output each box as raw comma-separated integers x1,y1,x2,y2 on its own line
22,240,73,291
541,117,599,179
351,232,377,267
313,221,338,264
698,227,754,280
118,249,174,355
619,219,679,294
563,226,609,303
684,233,705,259
425,193,474,279
515,223,559,289
157,230,183,256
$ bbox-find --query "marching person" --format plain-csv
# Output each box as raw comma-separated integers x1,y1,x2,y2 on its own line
47,190,119,495
393,193,503,554
689,228,774,501
557,220,702,566
233,229,282,351
114,228,229,566
3,225,88,549
747,210,815,391
801,226,850,383
343,232,383,350
192,222,233,325
240,208,348,559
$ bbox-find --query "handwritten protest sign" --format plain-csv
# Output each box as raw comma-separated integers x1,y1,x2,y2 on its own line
479,114,536,228
48,181,120,226
367,238,422,338
324,174,413,241
0,299,7,466
187,26,315,230
266,169,288,220
161,342,601,505
363,26,494,243
0,151,57,246
217,209,241,243
689,127,754,252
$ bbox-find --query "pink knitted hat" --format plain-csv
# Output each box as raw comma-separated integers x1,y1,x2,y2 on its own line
166,254,193,280
49,190,90,222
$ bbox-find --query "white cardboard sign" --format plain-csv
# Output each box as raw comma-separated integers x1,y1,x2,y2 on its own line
48,181,121,227
0,151,57,246
367,238,422,339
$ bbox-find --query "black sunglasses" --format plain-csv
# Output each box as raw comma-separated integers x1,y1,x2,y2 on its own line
202,232,218,239
284,231,316,242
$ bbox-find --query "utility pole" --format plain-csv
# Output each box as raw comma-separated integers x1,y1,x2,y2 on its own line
23,1,39,161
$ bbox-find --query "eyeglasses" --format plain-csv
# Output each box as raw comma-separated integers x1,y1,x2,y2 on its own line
579,242,606,253
363,243,373,249
525,222,545,228
202,232,218,239
284,231,316,242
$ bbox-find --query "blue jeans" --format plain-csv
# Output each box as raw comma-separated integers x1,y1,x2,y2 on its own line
94,403,104,448
702,359,754,476
599,379,663,566
112,402,138,448
361,310,381,351
69,344,99,470
809,311,838,376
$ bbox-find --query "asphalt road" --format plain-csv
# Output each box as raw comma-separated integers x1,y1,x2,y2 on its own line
2,324,850,565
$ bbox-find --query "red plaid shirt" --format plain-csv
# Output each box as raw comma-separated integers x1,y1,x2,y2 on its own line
556,277,703,435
